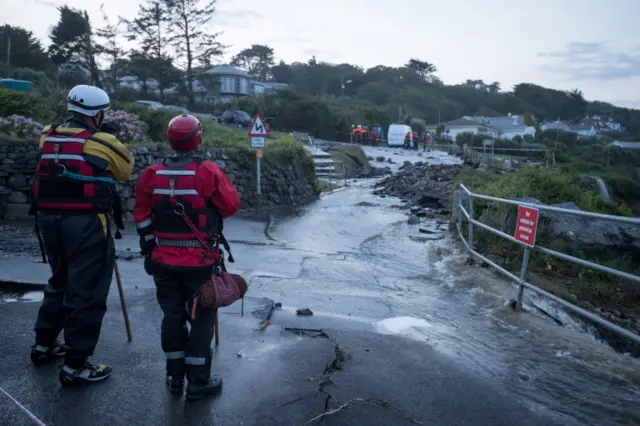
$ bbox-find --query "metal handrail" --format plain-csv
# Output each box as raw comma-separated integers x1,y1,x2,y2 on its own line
328,160,347,186
455,183,640,344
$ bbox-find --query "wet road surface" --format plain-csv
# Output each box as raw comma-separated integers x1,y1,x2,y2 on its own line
1,160,640,425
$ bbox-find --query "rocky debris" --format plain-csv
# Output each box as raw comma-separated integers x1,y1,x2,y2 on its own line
373,163,463,212
409,234,444,242
407,214,420,225
354,201,379,207
296,308,314,316
346,166,392,179
500,197,640,263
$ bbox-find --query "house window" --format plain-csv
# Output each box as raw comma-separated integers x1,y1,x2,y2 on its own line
239,78,248,94
220,76,234,93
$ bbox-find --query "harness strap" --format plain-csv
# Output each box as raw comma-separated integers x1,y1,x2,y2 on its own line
60,170,116,184
176,207,220,263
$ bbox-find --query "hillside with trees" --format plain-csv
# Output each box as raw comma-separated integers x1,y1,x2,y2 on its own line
1,2,640,142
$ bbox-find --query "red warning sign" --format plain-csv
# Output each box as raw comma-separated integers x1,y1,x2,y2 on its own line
514,206,539,247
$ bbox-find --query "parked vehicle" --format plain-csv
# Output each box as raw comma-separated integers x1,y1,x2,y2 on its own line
134,100,164,109
0,78,32,92
162,105,191,114
387,124,413,146
220,110,252,128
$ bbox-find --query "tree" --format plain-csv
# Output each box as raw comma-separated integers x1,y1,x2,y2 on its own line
96,5,126,94
49,6,101,87
0,25,53,71
270,60,293,83
125,0,178,101
405,58,437,81
230,44,275,81
567,88,587,120
164,0,225,105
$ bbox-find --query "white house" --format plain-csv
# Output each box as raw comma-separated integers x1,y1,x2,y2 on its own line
429,118,499,140
609,140,640,149
570,123,597,137
463,114,536,140
541,120,573,132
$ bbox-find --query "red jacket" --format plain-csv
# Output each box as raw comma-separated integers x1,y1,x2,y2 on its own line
134,159,241,268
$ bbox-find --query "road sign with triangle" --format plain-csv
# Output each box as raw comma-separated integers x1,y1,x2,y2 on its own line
248,114,269,137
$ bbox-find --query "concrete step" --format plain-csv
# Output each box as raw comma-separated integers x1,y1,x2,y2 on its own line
313,158,334,165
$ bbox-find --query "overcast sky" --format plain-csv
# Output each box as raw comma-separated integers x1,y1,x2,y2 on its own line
2,0,640,109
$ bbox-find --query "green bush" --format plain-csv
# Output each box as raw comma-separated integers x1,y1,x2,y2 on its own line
0,88,54,123
454,166,631,216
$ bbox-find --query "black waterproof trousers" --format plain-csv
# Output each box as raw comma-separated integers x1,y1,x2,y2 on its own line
33,212,115,368
151,263,217,383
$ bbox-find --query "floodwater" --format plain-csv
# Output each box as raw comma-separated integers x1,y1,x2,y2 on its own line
255,170,640,425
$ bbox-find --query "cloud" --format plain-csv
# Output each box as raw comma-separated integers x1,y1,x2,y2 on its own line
538,41,640,81
611,99,640,110
214,8,263,28
34,0,56,8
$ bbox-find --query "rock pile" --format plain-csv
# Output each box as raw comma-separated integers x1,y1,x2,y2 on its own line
347,166,392,179
373,162,463,213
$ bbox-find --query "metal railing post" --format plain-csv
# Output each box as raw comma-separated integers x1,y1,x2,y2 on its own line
516,247,531,311
467,196,474,250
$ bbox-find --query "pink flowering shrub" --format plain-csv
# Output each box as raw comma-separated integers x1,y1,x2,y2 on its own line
0,115,44,139
104,109,149,143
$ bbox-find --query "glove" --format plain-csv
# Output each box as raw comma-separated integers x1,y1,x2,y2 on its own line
100,121,121,135
139,234,156,256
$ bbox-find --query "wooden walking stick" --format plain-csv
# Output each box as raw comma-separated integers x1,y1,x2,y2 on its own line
214,310,219,346
114,261,133,342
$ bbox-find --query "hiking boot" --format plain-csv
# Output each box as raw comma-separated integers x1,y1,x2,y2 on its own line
167,375,185,395
59,361,112,387
185,375,223,401
31,342,67,366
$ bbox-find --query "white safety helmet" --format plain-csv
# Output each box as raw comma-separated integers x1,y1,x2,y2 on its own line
67,85,111,117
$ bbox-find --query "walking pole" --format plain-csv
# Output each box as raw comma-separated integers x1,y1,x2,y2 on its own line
214,310,220,346
114,260,133,342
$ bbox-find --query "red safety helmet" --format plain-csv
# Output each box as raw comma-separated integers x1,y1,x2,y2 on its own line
167,114,202,151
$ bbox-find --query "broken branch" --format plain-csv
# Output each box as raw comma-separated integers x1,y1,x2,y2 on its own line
301,397,422,426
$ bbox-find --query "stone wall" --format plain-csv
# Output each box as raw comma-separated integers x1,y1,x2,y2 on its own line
0,137,320,220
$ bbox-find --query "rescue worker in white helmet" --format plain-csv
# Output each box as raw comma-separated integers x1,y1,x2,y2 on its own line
30,84,134,387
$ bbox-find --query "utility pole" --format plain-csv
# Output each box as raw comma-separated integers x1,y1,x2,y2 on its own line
6,36,10,66
555,116,560,149
340,75,343,97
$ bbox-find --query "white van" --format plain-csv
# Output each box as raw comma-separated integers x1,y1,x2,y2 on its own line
387,124,412,146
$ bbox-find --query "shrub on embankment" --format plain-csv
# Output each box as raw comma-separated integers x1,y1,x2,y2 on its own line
452,166,640,338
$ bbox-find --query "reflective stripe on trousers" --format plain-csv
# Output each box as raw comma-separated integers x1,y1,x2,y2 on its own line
165,351,185,360
185,357,206,366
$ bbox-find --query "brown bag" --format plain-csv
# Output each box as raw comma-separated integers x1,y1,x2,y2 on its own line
191,273,248,320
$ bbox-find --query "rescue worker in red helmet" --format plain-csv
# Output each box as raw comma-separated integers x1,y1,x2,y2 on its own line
30,84,134,386
133,114,240,401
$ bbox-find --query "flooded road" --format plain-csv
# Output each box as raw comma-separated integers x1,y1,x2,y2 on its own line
1,148,638,425
253,177,640,426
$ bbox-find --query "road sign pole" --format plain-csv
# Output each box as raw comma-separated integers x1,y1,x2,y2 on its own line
256,154,261,209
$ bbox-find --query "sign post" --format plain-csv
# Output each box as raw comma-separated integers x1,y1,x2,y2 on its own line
248,114,269,210
513,205,539,311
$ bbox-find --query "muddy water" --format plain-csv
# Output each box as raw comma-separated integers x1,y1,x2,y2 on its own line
263,179,640,426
